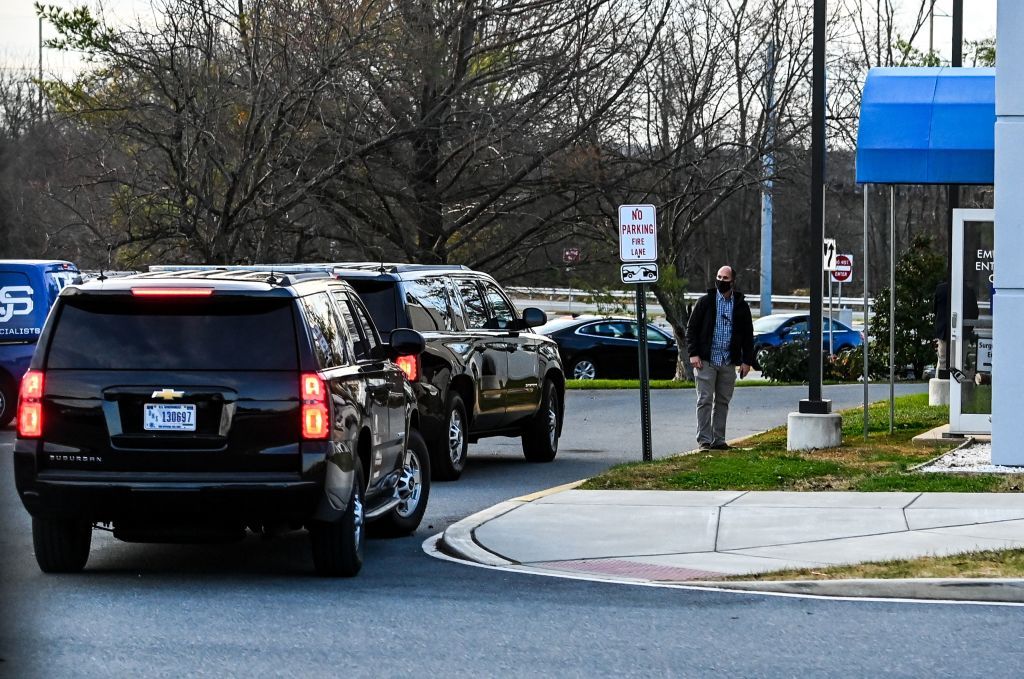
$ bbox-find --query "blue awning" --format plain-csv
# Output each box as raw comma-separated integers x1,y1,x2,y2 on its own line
856,67,994,185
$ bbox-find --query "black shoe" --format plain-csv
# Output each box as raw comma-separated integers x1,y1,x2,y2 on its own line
698,443,713,451
711,442,731,450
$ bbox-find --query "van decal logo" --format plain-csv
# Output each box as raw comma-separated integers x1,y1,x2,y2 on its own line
151,388,184,400
0,285,34,323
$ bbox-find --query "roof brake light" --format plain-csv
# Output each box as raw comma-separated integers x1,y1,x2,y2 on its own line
131,287,214,297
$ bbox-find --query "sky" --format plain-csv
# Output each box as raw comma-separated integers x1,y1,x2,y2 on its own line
0,0,1001,78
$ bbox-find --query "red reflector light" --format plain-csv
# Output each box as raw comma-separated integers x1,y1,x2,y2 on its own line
18,370,45,438
131,287,214,297
300,373,329,440
395,355,419,382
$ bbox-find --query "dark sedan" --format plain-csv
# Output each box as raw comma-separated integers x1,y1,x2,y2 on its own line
536,316,678,380
753,313,864,368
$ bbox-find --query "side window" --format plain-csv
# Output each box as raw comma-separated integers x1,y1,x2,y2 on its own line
350,295,382,360
608,322,637,339
455,279,488,329
332,291,380,361
402,277,455,331
481,281,516,330
300,292,347,368
582,323,615,337
331,290,365,359
646,325,670,344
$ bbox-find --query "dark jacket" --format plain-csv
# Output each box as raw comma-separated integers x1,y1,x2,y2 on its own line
685,289,755,365
933,281,978,341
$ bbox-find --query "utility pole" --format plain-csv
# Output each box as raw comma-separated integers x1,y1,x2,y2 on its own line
928,0,936,58
799,0,829,416
760,42,776,317
942,0,963,379
38,16,43,118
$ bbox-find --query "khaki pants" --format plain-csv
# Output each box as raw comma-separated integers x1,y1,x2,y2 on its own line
695,362,737,447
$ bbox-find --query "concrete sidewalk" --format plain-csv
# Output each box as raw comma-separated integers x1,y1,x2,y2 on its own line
436,487,1024,602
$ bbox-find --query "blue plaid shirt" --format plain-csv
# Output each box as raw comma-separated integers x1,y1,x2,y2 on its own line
710,291,733,366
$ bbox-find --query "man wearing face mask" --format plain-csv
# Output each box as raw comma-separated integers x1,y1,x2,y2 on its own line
685,265,755,450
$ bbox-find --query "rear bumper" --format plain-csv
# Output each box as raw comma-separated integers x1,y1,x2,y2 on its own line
13,441,342,523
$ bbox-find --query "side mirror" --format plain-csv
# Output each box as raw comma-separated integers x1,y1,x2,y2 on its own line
666,337,676,348
520,307,547,329
390,328,425,357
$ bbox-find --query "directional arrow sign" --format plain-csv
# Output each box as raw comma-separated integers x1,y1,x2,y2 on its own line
823,238,837,271
621,263,658,284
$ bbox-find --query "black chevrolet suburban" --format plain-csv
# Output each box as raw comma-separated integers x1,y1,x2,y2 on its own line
13,270,428,577
330,264,564,480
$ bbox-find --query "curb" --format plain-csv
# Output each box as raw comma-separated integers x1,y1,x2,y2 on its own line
680,578,1024,604
437,485,1024,603
438,479,588,567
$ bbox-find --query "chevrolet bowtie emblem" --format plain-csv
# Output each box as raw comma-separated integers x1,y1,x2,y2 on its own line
151,388,184,400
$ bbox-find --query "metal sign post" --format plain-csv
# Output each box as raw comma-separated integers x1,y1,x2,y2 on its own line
619,204,657,462
563,247,580,314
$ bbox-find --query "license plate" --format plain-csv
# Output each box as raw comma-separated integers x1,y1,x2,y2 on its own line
144,404,197,431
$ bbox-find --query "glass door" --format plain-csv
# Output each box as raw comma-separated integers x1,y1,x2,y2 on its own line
950,209,994,434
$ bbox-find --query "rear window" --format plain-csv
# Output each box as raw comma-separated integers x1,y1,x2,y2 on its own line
46,297,298,370
401,278,455,331
346,280,399,333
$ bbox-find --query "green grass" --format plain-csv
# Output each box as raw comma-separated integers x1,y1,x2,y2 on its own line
724,549,1024,581
567,379,697,390
581,393,1024,493
566,378,861,390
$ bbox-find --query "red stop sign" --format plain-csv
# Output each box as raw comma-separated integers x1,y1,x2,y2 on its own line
831,254,853,282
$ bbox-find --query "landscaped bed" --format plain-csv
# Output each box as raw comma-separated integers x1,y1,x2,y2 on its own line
581,394,1024,493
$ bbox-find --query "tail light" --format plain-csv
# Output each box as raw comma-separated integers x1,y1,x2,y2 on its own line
18,370,44,438
395,355,419,382
301,373,329,439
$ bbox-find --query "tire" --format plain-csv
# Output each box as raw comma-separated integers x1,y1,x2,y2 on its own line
522,379,560,463
754,345,772,371
309,462,364,577
374,429,431,537
570,357,597,380
32,517,92,573
0,375,15,429
432,393,468,481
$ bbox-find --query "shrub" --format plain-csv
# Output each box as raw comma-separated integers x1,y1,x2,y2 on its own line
869,234,946,379
760,341,887,383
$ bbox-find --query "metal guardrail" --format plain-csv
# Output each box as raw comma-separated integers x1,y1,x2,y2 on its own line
507,286,874,310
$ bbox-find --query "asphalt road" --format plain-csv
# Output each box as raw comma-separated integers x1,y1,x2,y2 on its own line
3,384,1023,678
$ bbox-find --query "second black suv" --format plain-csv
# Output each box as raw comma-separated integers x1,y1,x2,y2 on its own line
14,270,428,577
331,264,565,480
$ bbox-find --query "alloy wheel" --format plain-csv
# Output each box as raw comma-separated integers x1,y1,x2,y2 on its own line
394,450,423,518
572,360,596,380
448,409,465,465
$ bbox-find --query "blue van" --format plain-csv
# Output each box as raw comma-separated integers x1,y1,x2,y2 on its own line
0,260,80,426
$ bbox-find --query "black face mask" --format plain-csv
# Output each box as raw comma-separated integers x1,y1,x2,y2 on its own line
716,279,732,294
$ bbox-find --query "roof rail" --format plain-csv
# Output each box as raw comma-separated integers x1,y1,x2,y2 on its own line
142,266,332,286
